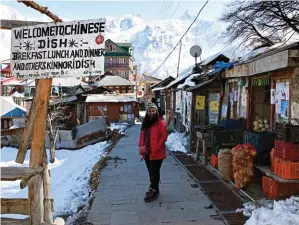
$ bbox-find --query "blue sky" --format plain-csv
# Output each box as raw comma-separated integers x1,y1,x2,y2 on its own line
2,1,227,22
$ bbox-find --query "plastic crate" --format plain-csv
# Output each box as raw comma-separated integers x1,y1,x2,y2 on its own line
220,119,244,129
230,129,244,144
262,176,298,199
254,151,271,166
275,123,299,143
212,130,233,143
274,140,299,161
243,131,274,152
274,158,299,180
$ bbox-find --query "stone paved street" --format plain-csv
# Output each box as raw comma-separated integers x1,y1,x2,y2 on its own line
87,125,224,225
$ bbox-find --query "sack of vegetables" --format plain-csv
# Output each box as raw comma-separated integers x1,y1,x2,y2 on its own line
232,144,257,188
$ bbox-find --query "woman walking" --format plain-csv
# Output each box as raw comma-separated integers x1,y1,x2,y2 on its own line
138,102,168,202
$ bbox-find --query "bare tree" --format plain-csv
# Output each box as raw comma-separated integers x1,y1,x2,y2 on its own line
220,0,299,50
47,104,72,163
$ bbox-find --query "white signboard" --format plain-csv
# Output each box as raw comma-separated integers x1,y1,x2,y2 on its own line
11,19,106,79
249,50,289,75
175,90,181,113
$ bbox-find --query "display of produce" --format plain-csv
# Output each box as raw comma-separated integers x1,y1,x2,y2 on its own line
218,149,233,181
253,116,270,132
232,144,257,188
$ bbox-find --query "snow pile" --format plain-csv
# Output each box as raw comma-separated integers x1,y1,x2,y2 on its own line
166,132,189,153
0,141,110,218
237,197,299,225
177,73,201,89
110,122,129,133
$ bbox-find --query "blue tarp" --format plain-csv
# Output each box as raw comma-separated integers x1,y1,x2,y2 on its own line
213,61,233,72
2,108,26,117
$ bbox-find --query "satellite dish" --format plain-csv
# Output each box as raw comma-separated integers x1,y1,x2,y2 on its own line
190,45,202,58
190,45,202,70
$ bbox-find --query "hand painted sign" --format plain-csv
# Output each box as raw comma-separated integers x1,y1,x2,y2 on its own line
11,19,106,79
195,96,205,110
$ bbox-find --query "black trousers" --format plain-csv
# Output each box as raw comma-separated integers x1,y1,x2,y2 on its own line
145,154,163,191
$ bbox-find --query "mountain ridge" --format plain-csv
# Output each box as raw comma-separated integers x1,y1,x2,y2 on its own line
0,4,235,78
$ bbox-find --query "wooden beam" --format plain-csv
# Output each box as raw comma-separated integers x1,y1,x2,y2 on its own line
16,80,41,164
0,19,47,30
29,174,44,225
0,167,43,182
0,217,29,225
1,198,29,215
270,78,275,131
43,149,53,223
30,79,52,168
18,1,63,22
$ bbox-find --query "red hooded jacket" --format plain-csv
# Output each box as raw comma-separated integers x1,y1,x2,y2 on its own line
138,118,168,160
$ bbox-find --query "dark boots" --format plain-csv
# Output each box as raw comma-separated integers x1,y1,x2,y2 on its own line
144,189,159,202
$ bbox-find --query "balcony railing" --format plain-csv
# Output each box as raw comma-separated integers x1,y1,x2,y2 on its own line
104,63,131,68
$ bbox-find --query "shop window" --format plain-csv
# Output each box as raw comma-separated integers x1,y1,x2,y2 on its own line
252,78,271,131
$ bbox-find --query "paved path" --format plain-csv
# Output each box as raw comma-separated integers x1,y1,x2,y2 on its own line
87,125,224,225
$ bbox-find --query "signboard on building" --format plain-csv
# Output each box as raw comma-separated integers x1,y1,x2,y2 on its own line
175,90,181,113
195,96,205,110
249,50,289,75
10,19,106,79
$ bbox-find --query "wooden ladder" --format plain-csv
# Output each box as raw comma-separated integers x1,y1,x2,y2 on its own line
1,167,54,225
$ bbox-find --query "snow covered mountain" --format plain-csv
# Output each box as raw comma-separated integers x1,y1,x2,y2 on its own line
0,5,236,78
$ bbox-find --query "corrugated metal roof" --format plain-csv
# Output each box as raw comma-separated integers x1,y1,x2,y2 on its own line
98,76,133,86
85,94,137,103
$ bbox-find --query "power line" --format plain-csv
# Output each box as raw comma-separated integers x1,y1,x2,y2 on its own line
151,0,210,76
162,0,174,20
159,1,169,20
177,40,182,77
170,1,181,20
159,1,168,20
157,1,166,20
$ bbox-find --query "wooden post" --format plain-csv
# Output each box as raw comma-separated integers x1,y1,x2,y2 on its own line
29,79,52,225
16,80,41,164
30,79,52,168
270,78,275,130
28,174,44,225
43,149,53,223
246,78,252,130
195,132,200,161
288,76,292,123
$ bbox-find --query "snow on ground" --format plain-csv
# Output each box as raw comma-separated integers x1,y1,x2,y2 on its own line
237,197,299,225
0,142,110,218
166,132,189,153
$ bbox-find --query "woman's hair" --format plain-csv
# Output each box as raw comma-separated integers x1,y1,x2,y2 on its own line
141,110,158,130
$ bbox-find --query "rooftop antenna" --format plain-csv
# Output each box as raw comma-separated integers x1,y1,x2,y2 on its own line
190,45,202,74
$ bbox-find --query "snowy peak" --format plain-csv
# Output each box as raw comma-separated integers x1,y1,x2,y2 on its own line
0,4,25,20
180,10,195,21
0,4,235,79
